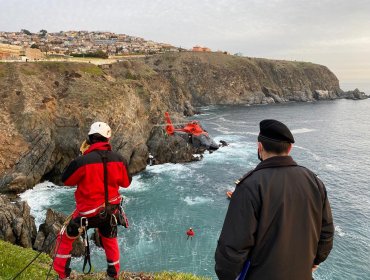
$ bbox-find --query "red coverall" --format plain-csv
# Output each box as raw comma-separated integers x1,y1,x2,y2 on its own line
53,142,131,279
187,229,195,239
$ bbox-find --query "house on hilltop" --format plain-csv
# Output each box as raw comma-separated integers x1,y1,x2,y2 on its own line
192,45,211,52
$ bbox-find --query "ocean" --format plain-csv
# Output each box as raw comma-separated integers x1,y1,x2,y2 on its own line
21,99,370,279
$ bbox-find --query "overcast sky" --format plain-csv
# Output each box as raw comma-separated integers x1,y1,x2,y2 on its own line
1,0,370,84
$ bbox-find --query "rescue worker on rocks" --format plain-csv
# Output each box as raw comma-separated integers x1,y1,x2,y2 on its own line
53,121,131,280
215,119,334,280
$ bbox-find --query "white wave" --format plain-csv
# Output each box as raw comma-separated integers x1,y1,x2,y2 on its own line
194,113,211,116
183,196,213,205
213,126,234,135
294,145,321,160
244,131,259,136
124,175,150,193
146,162,191,174
20,181,74,227
291,128,316,134
213,134,247,143
217,117,257,127
325,164,341,172
335,225,346,237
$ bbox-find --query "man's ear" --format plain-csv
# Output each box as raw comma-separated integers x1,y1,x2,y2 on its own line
258,142,263,152
287,143,293,154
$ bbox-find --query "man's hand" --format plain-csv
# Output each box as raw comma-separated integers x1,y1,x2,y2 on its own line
312,264,319,273
79,140,90,155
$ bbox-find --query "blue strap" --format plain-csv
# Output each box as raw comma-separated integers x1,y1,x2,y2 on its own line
236,260,251,280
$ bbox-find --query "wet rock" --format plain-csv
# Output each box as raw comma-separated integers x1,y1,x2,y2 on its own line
0,195,37,248
147,127,203,164
313,90,338,100
34,208,84,257
340,88,368,100
219,140,229,147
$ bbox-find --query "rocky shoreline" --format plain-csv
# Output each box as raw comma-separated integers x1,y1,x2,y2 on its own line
0,52,368,252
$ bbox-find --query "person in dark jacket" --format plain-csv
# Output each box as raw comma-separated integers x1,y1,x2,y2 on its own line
215,119,334,280
53,121,132,280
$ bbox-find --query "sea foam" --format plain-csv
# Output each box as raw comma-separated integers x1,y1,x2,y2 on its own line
183,196,213,205
20,181,74,227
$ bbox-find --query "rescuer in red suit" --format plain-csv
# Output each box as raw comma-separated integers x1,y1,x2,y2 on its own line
187,228,195,240
53,121,131,280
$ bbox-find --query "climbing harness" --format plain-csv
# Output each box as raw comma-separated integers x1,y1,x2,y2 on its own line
13,150,130,280
80,217,92,274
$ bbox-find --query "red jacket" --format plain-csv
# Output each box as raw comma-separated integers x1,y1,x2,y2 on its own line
62,142,131,215
187,229,194,236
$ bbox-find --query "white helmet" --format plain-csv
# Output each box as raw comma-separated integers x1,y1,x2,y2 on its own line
88,122,112,138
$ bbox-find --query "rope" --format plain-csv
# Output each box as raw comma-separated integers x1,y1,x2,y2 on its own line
10,213,73,280
10,250,44,280
45,231,63,280
45,214,73,280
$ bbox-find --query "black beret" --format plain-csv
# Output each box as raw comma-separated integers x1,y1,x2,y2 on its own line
258,119,295,143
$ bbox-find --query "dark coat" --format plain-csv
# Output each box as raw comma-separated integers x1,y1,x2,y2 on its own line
215,156,334,280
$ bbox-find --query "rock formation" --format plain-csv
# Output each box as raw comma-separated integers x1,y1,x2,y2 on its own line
0,195,37,248
340,88,368,100
33,208,84,256
0,52,364,194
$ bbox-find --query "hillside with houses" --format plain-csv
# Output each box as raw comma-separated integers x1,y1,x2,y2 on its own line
0,30,182,60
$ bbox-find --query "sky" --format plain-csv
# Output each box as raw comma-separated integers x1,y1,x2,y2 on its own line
1,0,370,86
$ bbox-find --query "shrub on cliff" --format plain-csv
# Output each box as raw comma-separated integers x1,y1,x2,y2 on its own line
71,50,109,59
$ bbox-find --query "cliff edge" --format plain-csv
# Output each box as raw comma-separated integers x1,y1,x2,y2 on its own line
0,52,344,193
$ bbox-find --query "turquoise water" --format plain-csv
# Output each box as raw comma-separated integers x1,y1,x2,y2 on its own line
21,99,370,279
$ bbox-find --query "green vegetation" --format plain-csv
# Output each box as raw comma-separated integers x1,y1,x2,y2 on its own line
21,29,32,35
80,64,104,76
38,61,70,72
0,66,5,78
154,272,211,280
0,239,57,280
76,271,210,280
39,29,48,37
125,70,138,80
0,240,210,280
20,67,36,76
71,50,108,59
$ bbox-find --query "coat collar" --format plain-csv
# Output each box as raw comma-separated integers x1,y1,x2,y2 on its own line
254,155,297,172
237,156,298,185
83,142,112,155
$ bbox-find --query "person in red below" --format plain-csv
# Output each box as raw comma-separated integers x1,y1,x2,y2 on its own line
53,121,131,280
186,227,195,240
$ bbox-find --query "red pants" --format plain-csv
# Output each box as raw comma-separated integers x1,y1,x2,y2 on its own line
53,210,121,279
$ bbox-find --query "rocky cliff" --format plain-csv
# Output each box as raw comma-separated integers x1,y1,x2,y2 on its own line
0,52,344,194
0,195,36,247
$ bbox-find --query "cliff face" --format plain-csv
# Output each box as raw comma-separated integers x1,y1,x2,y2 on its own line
143,52,341,106
0,52,341,193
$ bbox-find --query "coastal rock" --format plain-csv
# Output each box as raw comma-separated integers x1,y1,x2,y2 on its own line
262,86,287,103
34,208,84,256
0,195,37,248
340,88,368,100
147,126,203,164
0,53,350,194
